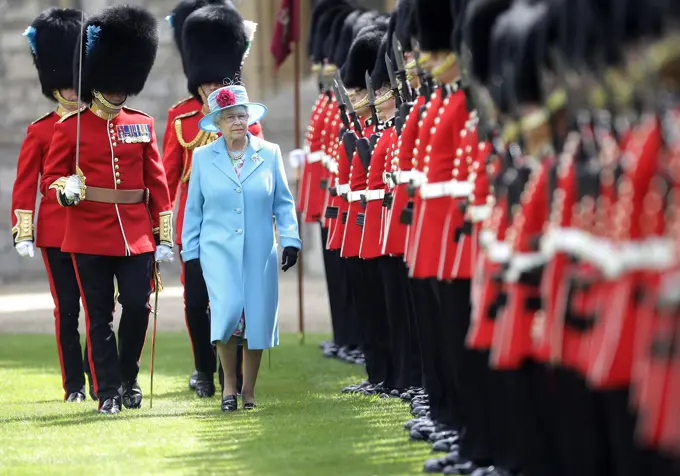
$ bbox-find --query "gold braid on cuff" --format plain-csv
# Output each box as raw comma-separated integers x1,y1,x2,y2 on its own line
49,177,69,207
11,210,34,242
159,211,174,246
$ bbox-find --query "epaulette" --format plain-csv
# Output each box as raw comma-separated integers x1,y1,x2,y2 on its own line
172,96,194,109
57,107,86,123
174,110,199,121
122,106,151,117
31,111,55,125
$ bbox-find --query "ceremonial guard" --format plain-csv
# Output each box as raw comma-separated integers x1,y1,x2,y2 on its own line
40,5,173,414
11,7,93,402
164,0,263,396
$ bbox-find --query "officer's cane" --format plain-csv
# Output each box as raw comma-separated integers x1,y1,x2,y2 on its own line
149,261,162,409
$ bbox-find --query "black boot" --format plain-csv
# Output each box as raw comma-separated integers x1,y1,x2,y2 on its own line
121,380,143,409
66,390,86,402
188,370,199,390
195,372,216,398
98,397,122,414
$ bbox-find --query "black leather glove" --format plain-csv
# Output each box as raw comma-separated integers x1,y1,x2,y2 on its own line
281,247,299,272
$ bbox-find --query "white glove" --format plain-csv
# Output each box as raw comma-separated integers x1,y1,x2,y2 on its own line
155,244,174,263
15,241,35,258
64,175,83,202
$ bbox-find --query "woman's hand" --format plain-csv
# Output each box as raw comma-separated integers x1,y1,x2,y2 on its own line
281,247,299,272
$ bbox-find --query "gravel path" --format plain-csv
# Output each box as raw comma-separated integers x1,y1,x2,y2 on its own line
0,272,332,335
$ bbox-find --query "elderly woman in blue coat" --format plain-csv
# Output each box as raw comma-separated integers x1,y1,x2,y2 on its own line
181,85,301,412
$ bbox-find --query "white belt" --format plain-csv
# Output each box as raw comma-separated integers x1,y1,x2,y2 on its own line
395,170,424,185
364,189,385,201
506,252,547,282
347,190,364,202
336,183,350,195
383,172,396,189
307,151,323,164
468,204,491,223
419,180,473,199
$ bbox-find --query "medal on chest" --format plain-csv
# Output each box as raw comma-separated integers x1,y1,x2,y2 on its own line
116,124,151,143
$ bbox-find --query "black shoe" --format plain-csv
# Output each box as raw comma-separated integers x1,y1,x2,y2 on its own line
432,437,459,453
243,402,256,410
221,395,238,412
66,391,86,402
430,430,458,443
195,373,216,398
121,380,143,409
188,370,198,390
86,374,97,401
405,417,430,430
443,461,477,475
98,397,122,414
423,452,462,473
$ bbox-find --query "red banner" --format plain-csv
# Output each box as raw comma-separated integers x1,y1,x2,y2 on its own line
270,0,300,70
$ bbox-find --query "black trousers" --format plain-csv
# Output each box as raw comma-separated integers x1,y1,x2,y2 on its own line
378,257,422,389
410,277,463,428
345,257,394,386
42,247,92,396
180,248,243,389
320,225,349,347
73,252,153,401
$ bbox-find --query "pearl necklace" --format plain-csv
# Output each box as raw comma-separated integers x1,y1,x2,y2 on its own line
227,137,249,163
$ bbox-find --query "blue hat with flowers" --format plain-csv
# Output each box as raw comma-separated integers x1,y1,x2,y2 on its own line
198,85,267,132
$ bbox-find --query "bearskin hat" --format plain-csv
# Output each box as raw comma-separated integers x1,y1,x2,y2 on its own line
342,25,387,90
308,0,351,59
74,5,158,103
370,35,390,90
182,4,256,100
167,0,231,72
463,0,511,84
331,9,365,67
393,0,419,52
416,0,454,52
313,4,353,63
24,8,84,102
323,6,355,63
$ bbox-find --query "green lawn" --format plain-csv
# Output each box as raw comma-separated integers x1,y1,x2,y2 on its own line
0,333,431,475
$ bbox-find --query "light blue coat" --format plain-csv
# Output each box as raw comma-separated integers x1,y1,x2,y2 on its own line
181,133,302,349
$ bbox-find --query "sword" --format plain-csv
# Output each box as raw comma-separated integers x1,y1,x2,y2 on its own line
386,53,403,108
332,80,351,130
392,34,413,102
73,10,86,205
365,70,380,128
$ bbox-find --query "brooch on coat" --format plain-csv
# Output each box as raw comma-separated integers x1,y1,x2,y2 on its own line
251,153,260,162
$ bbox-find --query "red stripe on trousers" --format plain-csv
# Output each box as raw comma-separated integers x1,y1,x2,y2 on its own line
41,248,68,400
70,254,100,407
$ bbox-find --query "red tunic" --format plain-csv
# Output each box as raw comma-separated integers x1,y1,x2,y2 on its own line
382,95,426,256
439,119,478,281
405,91,444,270
306,103,338,222
491,158,552,370
11,111,67,249
40,106,173,256
321,113,342,232
410,89,468,279
587,115,661,389
360,122,394,259
461,138,493,282
341,121,376,258
298,93,326,213
328,121,358,250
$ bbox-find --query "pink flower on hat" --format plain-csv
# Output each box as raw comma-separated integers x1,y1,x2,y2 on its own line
216,89,237,109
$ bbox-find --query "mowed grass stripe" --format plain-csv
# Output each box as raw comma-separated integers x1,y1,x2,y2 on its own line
0,333,431,476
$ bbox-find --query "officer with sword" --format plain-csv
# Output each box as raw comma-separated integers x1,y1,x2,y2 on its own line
40,5,174,414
